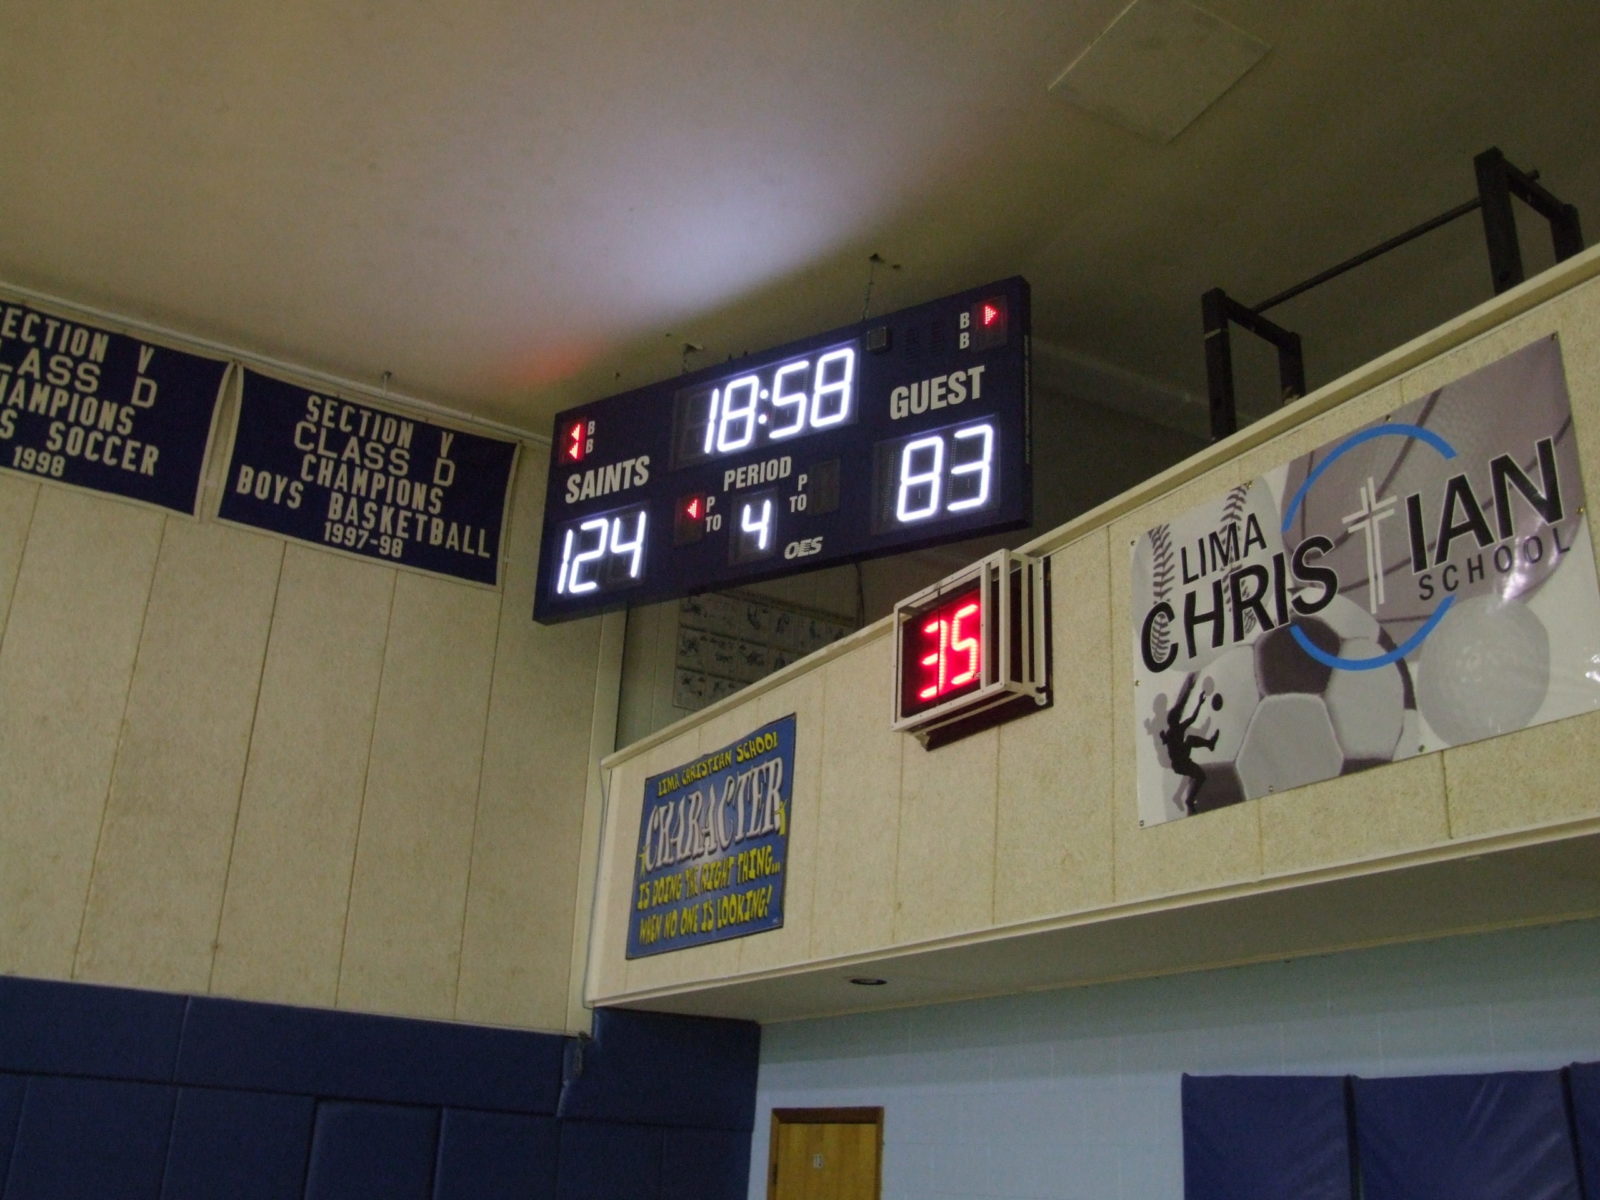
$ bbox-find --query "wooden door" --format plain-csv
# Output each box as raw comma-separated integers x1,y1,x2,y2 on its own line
767,1107,882,1200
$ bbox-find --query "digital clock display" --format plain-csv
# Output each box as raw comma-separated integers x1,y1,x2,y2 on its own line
534,278,1030,624
671,342,858,468
899,584,987,718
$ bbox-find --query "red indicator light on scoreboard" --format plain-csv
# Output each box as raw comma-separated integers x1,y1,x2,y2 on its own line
673,493,708,546
564,420,589,463
962,297,1008,350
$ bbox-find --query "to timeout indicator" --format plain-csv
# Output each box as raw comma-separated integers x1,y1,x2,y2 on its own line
674,493,709,546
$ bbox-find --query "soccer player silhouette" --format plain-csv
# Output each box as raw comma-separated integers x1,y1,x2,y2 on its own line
1161,675,1223,814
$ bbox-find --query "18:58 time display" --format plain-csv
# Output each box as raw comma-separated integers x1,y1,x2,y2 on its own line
671,344,856,467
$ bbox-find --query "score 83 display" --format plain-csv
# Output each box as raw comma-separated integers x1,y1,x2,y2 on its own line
534,278,1030,623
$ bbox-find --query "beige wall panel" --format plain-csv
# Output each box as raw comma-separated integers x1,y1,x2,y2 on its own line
0,488,162,977
1443,711,1600,839
1259,754,1448,877
1547,280,1600,498
75,522,282,992
211,546,393,1007
616,598,678,747
457,465,603,1030
995,532,1115,924
808,632,902,960
734,668,824,976
337,571,499,1020
893,724,999,945
614,727,710,996
0,474,39,636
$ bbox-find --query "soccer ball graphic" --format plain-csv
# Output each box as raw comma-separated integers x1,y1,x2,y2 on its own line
1166,594,1419,815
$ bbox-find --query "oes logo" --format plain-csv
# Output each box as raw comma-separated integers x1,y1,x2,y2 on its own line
784,537,823,559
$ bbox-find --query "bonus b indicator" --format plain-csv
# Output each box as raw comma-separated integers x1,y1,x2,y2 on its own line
960,296,1008,351
564,420,593,464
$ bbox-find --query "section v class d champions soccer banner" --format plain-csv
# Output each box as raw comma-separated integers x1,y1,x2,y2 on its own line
1131,336,1600,825
627,715,794,959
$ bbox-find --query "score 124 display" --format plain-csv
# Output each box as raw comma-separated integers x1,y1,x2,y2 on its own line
533,277,1031,624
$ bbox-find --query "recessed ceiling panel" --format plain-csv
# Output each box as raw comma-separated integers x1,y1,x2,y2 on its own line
1049,0,1270,143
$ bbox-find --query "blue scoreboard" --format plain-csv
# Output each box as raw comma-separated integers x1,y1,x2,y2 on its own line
534,277,1031,623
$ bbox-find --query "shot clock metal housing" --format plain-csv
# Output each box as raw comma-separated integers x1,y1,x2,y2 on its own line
533,277,1030,624
891,549,1050,745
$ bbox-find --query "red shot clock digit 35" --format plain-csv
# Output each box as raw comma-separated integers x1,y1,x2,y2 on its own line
533,278,1031,624
891,549,1051,744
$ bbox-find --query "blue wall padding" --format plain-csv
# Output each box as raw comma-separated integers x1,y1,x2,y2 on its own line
4,1076,176,1200
555,1121,662,1200
556,1008,760,1130
1181,1074,1353,1200
432,1108,559,1200
1568,1061,1600,1200
177,995,563,1112
0,1073,26,1192
1353,1070,1582,1200
0,977,755,1200
303,1102,439,1200
0,975,186,1082
160,1088,314,1200
660,1127,752,1200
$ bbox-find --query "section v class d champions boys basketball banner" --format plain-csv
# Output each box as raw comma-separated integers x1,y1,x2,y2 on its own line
1131,336,1600,825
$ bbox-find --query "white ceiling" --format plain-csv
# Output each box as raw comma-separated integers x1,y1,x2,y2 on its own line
4,0,1599,439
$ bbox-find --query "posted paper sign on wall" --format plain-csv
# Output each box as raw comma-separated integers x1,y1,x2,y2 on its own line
627,715,794,958
1132,336,1600,824
220,369,517,585
0,301,227,513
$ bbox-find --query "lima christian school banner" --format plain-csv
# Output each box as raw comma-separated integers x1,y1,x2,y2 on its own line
1132,336,1600,824
627,715,794,958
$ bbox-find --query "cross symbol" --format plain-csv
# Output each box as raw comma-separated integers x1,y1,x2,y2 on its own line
1342,476,1397,611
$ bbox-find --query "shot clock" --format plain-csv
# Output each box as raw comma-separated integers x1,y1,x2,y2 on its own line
891,549,1050,742
534,278,1030,623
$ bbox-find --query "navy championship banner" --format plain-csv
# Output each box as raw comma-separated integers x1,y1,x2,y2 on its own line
220,369,518,586
627,714,794,958
1132,336,1600,823
0,301,227,513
